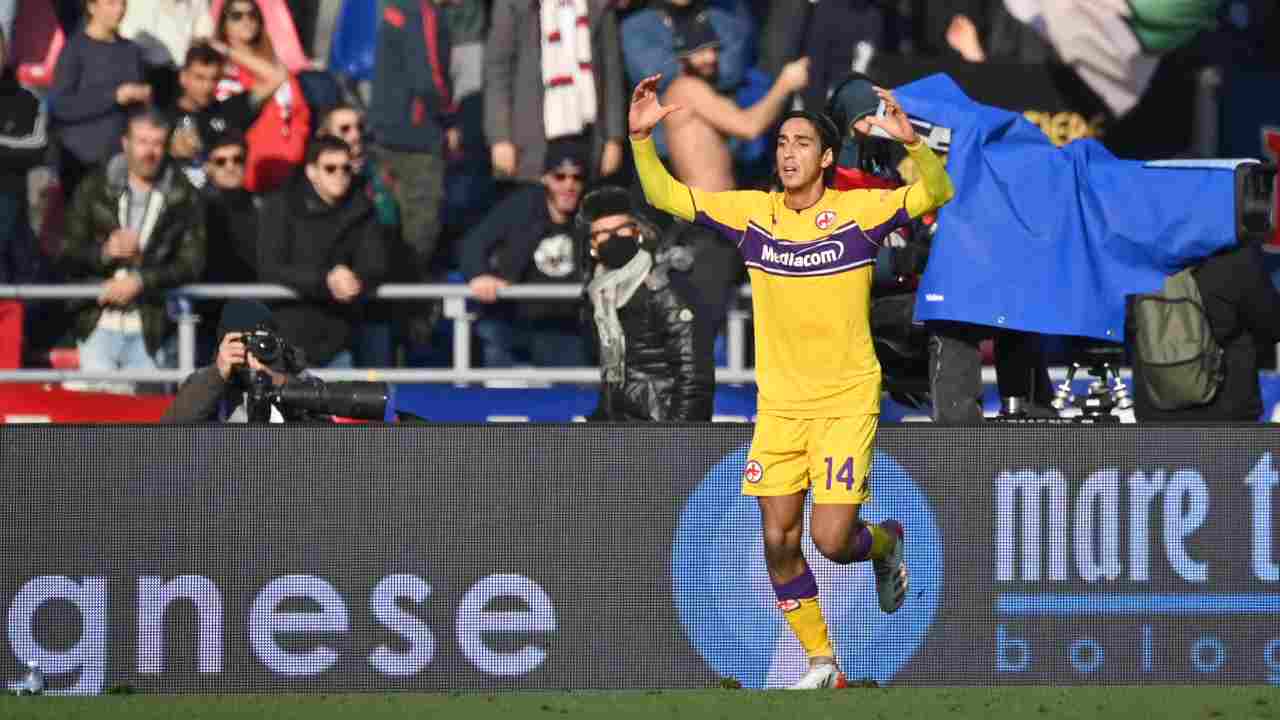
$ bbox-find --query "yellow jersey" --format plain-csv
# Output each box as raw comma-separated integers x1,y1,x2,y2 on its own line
632,136,954,417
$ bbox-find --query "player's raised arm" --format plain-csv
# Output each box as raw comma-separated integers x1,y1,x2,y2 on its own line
861,87,955,219
628,75,697,222
629,75,757,237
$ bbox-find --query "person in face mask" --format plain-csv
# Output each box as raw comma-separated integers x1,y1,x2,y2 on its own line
581,186,715,421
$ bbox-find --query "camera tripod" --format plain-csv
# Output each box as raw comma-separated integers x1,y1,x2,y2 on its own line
1049,345,1134,423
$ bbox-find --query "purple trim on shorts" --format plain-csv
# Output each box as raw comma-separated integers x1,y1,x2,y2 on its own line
772,567,819,601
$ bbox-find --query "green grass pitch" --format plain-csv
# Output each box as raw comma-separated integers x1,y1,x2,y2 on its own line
1,686,1277,720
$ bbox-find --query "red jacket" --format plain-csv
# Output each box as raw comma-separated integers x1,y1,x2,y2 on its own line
219,66,312,193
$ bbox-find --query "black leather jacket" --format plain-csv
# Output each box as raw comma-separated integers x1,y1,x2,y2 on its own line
589,272,715,422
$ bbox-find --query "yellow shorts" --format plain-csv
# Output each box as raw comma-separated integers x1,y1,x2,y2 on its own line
741,414,878,505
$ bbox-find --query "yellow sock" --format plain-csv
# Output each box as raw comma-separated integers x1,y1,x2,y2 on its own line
867,522,896,562
780,596,834,659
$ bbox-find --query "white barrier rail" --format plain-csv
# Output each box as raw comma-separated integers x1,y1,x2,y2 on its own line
0,283,757,384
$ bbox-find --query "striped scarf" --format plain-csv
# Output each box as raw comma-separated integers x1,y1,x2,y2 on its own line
540,0,597,140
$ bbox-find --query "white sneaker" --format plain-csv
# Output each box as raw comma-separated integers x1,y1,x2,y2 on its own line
788,663,847,690
873,520,908,614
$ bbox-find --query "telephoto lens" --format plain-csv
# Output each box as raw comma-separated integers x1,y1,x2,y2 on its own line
275,381,389,420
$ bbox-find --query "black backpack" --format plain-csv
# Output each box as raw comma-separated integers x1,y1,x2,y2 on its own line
1132,268,1224,410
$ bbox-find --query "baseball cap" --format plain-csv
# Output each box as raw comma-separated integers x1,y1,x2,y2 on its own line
543,137,589,176
672,11,720,57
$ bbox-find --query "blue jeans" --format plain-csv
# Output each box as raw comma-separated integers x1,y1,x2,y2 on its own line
473,315,588,368
0,2,16,60
78,327,159,371
324,350,354,369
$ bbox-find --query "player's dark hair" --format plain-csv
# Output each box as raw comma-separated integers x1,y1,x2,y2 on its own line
775,110,840,188
778,110,841,155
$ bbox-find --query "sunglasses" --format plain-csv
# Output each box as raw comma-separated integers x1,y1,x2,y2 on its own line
320,163,353,176
227,8,261,22
551,172,584,184
591,222,638,243
211,154,245,167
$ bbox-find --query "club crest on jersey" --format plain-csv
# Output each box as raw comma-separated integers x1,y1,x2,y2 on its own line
814,210,838,230
776,599,802,613
742,460,764,484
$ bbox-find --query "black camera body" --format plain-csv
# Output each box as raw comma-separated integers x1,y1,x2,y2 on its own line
231,326,388,423
1236,163,1277,247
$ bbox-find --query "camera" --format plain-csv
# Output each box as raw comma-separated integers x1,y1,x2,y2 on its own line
1236,162,1277,246
241,326,286,367
232,326,388,423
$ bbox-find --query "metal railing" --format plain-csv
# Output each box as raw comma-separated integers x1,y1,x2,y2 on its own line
0,283,758,384
0,283,1147,386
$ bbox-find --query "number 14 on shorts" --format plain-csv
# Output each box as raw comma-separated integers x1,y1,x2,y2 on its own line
825,456,857,491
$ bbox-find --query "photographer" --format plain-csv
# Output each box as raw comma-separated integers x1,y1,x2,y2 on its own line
1131,244,1280,422
160,300,323,423
827,73,1055,421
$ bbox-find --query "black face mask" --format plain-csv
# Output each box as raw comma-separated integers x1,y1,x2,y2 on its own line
597,233,640,270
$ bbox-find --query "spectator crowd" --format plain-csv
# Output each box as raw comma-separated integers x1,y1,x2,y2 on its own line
0,0,1277,420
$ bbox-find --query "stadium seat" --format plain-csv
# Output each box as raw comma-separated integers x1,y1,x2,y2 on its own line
48,348,80,370
12,0,66,88
0,301,22,369
209,0,313,73
328,0,377,82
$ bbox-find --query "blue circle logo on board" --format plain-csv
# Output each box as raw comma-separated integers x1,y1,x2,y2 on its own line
672,446,943,688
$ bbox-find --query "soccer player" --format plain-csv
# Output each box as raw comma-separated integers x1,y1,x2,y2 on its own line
628,74,955,689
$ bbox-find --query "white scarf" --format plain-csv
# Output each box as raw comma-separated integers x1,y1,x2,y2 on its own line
588,250,652,385
540,0,597,140
1003,0,1158,117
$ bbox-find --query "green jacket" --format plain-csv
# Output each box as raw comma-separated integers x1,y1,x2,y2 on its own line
1128,0,1221,53
59,154,207,355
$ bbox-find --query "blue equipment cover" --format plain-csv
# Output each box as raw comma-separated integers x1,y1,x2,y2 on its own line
895,74,1242,341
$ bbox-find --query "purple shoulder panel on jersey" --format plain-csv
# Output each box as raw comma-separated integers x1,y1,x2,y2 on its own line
693,210,745,248
863,206,912,246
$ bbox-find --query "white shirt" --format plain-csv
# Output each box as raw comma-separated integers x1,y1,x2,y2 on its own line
119,0,215,67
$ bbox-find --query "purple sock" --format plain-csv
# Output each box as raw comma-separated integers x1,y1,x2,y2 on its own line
772,566,819,604
847,525,873,562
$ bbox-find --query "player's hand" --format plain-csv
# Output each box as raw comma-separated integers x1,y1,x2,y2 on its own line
468,274,509,304
862,87,918,145
491,141,518,177
629,74,681,141
215,332,245,380
778,57,810,93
